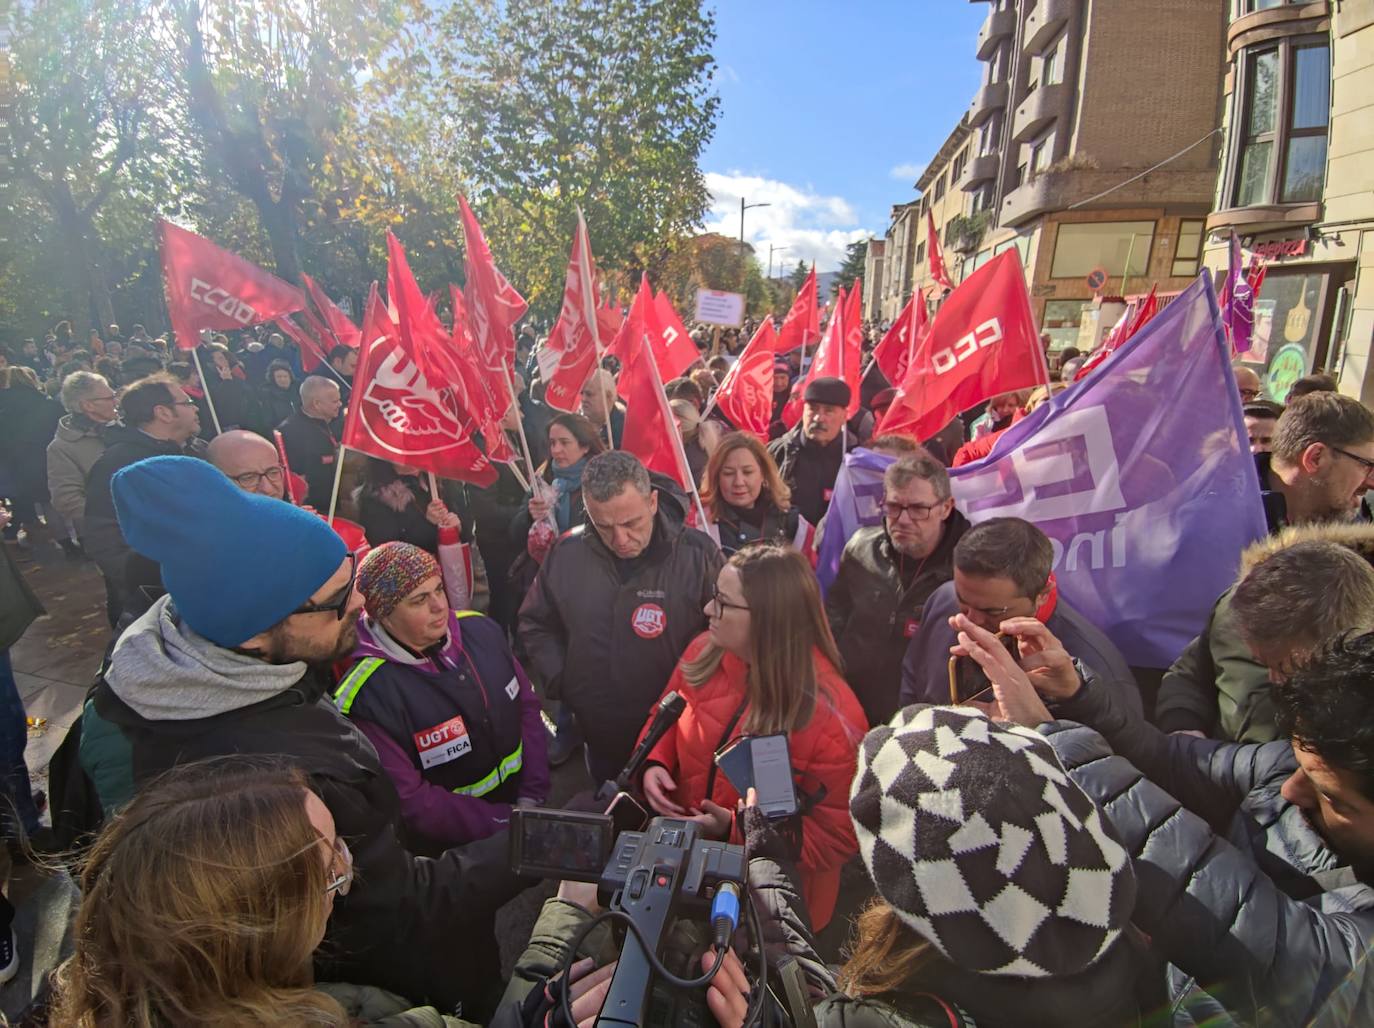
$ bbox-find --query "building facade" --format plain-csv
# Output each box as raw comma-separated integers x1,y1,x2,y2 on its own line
964,0,1229,353
913,119,975,303
1201,0,1373,404
862,238,886,323
879,201,921,324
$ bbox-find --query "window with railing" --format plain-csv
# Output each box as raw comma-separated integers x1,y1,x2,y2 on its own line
1231,37,1330,207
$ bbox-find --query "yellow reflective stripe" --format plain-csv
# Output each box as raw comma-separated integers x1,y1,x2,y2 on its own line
454,610,485,620
334,658,384,715
451,742,524,797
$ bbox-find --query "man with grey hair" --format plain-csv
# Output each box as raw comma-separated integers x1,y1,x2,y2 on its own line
580,367,624,448
277,375,342,509
825,448,970,724
47,370,118,542
518,450,722,781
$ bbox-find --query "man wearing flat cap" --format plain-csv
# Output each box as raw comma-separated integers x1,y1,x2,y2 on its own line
768,376,858,524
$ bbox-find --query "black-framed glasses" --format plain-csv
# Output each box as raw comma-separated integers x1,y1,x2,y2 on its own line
1332,446,1374,478
231,465,285,490
883,500,943,524
710,584,749,617
292,553,356,620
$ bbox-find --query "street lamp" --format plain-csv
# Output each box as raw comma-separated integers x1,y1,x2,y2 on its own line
739,197,770,261
767,244,791,281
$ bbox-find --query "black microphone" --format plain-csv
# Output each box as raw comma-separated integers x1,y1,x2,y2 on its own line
604,691,686,799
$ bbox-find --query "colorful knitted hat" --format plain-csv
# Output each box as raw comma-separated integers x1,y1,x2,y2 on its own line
357,542,440,620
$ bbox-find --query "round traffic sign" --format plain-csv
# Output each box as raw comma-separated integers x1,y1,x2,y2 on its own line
1086,268,1108,291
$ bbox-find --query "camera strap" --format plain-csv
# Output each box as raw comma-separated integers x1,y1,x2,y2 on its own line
703,696,750,802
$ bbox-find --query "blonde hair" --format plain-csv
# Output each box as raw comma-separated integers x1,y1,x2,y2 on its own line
837,899,937,997
683,543,843,735
698,431,792,520
51,760,346,1027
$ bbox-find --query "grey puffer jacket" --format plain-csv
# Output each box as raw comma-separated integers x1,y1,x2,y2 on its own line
1044,674,1374,1026
46,413,108,531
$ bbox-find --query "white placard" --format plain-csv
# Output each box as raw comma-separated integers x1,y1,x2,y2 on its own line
693,289,745,327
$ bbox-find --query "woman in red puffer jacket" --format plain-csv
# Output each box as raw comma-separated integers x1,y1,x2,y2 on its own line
639,542,868,929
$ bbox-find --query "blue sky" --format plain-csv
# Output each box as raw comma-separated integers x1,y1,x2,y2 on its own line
700,2,987,272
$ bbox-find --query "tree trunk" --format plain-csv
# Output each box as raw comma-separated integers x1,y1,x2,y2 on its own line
256,195,302,284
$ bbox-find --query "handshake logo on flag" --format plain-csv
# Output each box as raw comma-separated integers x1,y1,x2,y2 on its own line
359,343,466,457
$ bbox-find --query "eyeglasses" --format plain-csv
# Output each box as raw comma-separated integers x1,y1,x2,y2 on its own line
710,584,749,617
883,500,943,524
1238,388,1261,402
1331,446,1374,479
292,553,357,620
325,834,353,897
230,464,285,490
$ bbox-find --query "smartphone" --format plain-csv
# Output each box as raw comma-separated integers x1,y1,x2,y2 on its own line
714,737,755,797
750,734,798,819
947,634,1020,705
605,790,649,835
509,807,614,881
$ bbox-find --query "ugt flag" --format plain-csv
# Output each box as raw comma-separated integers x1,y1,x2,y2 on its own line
949,273,1266,666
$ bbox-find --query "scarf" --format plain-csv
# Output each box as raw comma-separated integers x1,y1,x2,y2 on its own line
550,456,588,532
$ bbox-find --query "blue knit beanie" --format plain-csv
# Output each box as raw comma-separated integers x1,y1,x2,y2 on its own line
112,456,347,647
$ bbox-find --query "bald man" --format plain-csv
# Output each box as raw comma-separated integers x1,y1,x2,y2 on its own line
207,430,286,499
580,368,624,447
278,376,342,508
1234,364,1262,404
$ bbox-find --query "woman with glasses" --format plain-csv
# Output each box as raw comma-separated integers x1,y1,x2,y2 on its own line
50,759,480,1027
333,542,549,853
698,431,812,557
637,543,867,930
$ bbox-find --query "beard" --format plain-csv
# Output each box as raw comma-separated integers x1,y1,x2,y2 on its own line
261,617,359,665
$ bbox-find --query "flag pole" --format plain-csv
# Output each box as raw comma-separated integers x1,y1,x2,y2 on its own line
190,346,224,436
325,441,347,526
574,208,615,453
501,364,540,489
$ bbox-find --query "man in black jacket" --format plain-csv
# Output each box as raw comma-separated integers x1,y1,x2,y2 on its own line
769,377,858,524
278,375,342,509
517,451,723,782
81,375,203,623
826,448,969,725
79,456,523,1019
957,611,1374,1026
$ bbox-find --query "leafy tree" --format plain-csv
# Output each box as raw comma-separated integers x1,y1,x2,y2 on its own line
433,0,720,319
834,239,867,297
788,260,810,291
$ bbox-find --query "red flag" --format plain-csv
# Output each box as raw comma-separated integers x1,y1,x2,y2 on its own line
605,287,698,398
343,281,497,487
713,319,778,439
775,266,819,354
873,293,929,384
782,284,862,426
596,302,624,349
385,232,462,393
159,220,303,350
448,284,516,465
878,249,1042,441
301,274,361,349
619,278,694,489
273,316,330,372
1075,286,1160,382
458,195,528,386
540,212,603,412
927,211,954,293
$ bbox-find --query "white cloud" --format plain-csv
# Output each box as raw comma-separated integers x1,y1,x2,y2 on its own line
889,162,926,181
703,171,874,273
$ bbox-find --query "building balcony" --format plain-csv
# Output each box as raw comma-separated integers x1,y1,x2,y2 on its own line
1011,82,1069,143
961,152,1001,192
968,80,1009,127
1205,203,1323,236
976,6,1016,61
1001,167,1219,228
1024,0,1071,53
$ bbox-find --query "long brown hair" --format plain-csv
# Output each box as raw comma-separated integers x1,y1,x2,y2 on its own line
539,411,606,478
683,543,843,735
698,431,792,520
837,899,937,998
51,760,345,1027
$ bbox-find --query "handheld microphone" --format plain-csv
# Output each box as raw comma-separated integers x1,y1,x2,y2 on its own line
603,691,686,799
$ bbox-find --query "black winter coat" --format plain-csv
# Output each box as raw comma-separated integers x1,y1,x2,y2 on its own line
1046,673,1374,1026
277,410,340,510
516,477,723,768
253,382,298,435
0,385,62,502
769,424,859,525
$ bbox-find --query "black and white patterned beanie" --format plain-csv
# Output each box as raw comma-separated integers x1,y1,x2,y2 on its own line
850,706,1135,979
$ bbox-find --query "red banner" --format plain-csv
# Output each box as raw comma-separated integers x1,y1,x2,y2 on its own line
878,249,1043,442
713,319,778,439
448,284,515,465
605,282,698,398
619,277,692,488
301,273,361,349
781,284,861,427
343,283,497,486
458,195,528,387
541,212,602,412
872,292,929,385
775,266,819,354
159,220,304,350
927,210,954,294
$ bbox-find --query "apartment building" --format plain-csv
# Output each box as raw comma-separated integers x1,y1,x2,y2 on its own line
964,0,1228,353
878,201,921,324
1201,1,1374,405
862,238,885,323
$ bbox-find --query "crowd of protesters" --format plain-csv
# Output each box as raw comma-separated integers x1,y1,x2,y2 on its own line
2,304,1374,1028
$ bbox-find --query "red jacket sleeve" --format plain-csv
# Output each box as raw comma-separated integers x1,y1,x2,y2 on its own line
792,688,867,875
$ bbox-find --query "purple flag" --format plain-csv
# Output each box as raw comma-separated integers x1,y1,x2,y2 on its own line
948,273,1267,666
1221,230,1255,356
817,448,897,596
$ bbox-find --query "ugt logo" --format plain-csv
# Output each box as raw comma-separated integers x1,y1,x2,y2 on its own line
189,277,257,325
932,318,1003,375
